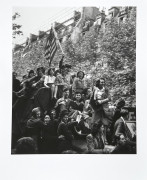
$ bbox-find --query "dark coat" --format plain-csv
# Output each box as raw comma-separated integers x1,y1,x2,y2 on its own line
57,121,73,141
13,78,21,92
57,121,74,153
42,120,58,139
69,100,84,112
111,140,136,154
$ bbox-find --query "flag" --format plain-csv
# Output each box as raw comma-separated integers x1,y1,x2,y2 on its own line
44,27,57,65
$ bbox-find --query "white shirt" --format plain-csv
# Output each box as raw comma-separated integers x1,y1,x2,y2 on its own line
44,75,56,84
93,86,105,100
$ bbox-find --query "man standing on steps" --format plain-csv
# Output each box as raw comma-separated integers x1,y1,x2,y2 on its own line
90,78,112,145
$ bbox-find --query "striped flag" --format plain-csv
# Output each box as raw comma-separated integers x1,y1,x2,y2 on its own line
44,27,57,65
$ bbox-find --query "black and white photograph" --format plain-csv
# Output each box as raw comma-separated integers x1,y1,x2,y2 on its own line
1,0,147,179
11,6,137,154
12,6,136,154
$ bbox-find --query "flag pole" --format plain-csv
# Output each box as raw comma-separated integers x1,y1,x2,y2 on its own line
52,24,64,55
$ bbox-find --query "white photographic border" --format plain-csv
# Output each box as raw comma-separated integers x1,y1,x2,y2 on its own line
0,0,147,179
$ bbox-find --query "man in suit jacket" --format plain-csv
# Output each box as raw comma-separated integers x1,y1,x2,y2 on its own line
113,109,129,144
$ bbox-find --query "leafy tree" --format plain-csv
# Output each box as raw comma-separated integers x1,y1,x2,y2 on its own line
12,12,23,38
12,7,136,106
63,7,136,106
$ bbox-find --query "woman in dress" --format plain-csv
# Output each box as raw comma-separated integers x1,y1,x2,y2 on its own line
72,71,86,94
44,68,56,99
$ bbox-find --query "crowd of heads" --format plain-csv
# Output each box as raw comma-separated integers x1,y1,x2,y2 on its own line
12,65,136,154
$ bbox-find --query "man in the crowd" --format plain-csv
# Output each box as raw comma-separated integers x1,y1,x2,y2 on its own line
14,137,38,154
27,107,43,128
13,72,21,92
69,91,84,113
113,109,132,144
90,78,111,144
57,110,83,153
111,134,136,154
113,98,126,122
57,110,74,153
31,67,45,89
19,67,45,96
55,87,72,116
27,107,44,146
108,98,126,144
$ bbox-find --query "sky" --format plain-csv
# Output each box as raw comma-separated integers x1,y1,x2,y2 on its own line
12,7,109,45
12,7,82,45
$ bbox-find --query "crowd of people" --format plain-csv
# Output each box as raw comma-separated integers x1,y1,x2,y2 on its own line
12,56,136,154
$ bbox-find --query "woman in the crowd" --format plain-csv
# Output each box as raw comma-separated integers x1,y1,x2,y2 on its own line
41,114,58,153
54,68,70,99
44,68,56,99
72,71,86,95
86,122,108,154
28,70,35,78
42,114,58,137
